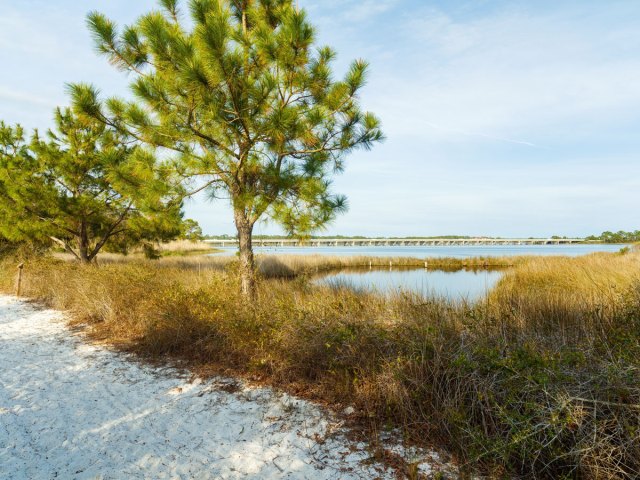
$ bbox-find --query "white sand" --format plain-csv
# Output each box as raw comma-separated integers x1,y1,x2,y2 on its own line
0,296,451,479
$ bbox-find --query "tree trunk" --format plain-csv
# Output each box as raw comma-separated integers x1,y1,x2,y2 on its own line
234,209,256,299
78,240,91,263
78,221,91,264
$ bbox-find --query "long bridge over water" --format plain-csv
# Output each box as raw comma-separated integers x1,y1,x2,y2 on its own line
204,237,585,248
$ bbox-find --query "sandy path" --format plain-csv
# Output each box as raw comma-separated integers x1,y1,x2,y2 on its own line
0,296,397,480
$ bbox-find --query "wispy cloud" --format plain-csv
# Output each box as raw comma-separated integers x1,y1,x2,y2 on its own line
363,3,640,144
344,0,398,22
0,86,55,108
422,121,538,148
307,0,398,21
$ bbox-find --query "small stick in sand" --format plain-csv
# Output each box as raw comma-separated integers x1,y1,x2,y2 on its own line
15,263,24,297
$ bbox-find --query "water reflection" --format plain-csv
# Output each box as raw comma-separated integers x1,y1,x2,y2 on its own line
316,267,505,301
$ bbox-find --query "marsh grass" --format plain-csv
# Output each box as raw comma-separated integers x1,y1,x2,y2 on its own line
59,251,520,279
255,253,520,278
2,251,639,478
155,240,222,256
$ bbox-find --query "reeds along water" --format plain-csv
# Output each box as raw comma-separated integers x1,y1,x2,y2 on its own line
156,240,220,254
52,251,521,278
1,250,639,478
253,253,519,278
488,251,640,343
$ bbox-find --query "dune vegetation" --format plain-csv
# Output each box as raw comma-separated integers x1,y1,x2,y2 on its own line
2,249,639,478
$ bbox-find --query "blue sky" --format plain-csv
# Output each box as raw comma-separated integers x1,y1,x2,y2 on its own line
1,0,639,237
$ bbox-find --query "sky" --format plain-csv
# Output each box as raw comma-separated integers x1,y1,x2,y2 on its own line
1,0,639,237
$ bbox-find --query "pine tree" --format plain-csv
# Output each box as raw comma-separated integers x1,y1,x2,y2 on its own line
0,108,182,262
70,0,383,296
180,219,204,241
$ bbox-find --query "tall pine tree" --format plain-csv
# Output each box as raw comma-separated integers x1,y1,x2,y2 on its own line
71,0,383,296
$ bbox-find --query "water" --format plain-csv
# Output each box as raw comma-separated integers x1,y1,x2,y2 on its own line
213,244,626,258
317,267,504,301
209,243,626,300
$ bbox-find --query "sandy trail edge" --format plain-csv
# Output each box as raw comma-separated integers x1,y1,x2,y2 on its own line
0,296,451,479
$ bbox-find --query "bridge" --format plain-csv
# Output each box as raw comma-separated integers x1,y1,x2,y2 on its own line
204,238,585,248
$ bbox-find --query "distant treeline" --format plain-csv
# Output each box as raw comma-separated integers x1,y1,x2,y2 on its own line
585,231,640,243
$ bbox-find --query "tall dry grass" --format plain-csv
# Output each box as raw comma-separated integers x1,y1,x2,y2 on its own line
155,239,221,256
58,251,520,278
256,254,520,278
1,251,639,478
489,252,640,346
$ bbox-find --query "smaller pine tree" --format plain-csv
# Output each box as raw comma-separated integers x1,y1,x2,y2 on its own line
0,108,183,262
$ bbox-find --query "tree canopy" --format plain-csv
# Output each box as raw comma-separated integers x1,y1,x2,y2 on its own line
586,231,640,244
179,219,204,241
71,0,383,295
0,108,182,262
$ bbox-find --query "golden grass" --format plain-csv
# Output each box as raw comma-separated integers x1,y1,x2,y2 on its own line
155,240,222,256
489,251,640,344
58,251,521,278
2,250,639,478
256,253,521,278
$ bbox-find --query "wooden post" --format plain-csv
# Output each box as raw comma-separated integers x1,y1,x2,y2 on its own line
15,263,24,297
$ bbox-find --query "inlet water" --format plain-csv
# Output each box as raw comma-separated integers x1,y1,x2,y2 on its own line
316,268,505,301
